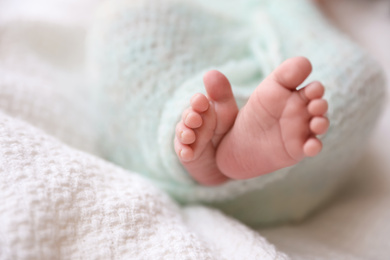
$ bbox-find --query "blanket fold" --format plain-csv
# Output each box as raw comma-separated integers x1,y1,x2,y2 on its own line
88,0,386,225
0,109,287,259
0,0,388,259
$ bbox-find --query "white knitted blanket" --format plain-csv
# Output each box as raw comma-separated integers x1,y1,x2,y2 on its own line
0,0,389,259
0,1,286,258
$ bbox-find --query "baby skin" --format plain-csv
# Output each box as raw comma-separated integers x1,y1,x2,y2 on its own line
174,57,329,186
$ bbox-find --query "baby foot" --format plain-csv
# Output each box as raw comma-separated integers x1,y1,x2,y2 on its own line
175,57,329,185
216,57,329,179
174,71,239,185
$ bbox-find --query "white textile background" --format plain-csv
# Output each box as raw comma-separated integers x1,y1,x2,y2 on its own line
0,0,389,259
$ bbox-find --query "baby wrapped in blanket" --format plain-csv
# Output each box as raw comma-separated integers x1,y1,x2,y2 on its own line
88,0,386,226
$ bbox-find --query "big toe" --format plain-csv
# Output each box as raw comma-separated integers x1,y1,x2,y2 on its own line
203,70,238,136
269,56,312,90
203,70,234,101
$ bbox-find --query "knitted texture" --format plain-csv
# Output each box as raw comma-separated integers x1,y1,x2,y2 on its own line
0,12,287,255
0,112,288,259
88,0,386,225
0,0,388,258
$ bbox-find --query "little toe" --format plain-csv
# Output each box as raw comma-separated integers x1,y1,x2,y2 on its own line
310,117,329,135
190,93,209,113
302,81,325,101
174,138,194,162
303,137,322,157
176,122,196,144
183,110,203,128
308,99,328,116
190,103,217,158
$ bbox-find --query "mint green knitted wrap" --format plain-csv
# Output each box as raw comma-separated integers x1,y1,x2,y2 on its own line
87,0,386,226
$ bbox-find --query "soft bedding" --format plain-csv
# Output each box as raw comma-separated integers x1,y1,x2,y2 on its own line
0,0,389,259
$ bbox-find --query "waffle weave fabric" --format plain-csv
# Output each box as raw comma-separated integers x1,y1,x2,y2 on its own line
0,0,388,258
88,0,386,225
0,110,289,259
0,0,290,256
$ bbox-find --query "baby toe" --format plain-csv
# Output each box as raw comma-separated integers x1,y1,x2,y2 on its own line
190,93,209,113
269,56,312,90
308,99,328,116
304,81,325,100
310,116,329,135
303,137,322,157
184,110,203,128
176,122,196,144
174,138,194,162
